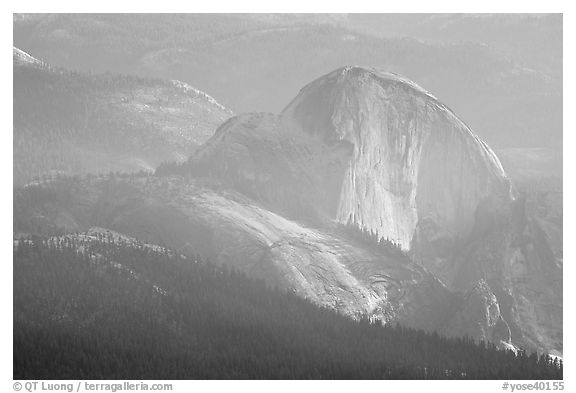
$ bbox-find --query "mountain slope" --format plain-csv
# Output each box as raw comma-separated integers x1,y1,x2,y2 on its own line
13,175,441,322
14,230,562,379
13,170,559,355
13,47,232,185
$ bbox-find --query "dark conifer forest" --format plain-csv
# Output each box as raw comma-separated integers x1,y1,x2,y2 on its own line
13,236,562,380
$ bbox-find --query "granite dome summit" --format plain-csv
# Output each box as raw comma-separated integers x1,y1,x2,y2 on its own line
192,66,513,251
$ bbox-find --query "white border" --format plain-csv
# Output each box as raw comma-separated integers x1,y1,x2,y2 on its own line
2,3,571,392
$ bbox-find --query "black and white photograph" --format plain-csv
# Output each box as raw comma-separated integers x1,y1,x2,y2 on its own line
6,5,569,388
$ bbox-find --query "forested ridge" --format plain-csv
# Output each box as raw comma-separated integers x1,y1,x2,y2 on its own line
14,64,160,184
13,235,562,380
13,60,230,186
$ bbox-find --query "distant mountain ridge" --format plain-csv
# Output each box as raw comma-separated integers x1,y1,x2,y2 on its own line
13,47,232,185
13,14,562,149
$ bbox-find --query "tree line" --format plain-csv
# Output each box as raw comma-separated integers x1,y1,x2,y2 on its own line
14,236,562,380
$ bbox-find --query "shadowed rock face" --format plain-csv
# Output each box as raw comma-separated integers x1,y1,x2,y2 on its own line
445,280,512,345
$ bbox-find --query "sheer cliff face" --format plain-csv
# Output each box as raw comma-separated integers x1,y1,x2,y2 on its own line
196,67,510,250
281,67,512,249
